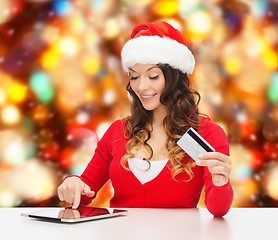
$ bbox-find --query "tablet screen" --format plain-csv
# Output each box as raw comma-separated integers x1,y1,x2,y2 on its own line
21,206,128,223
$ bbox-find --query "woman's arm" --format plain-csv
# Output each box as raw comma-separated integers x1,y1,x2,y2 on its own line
59,120,122,207
197,120,234,217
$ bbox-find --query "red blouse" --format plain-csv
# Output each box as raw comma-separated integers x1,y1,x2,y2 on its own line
76,116,233,217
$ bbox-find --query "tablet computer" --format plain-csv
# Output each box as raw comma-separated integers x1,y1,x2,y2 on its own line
21,206,128,223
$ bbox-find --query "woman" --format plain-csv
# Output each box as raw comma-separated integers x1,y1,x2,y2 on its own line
57,21,233,217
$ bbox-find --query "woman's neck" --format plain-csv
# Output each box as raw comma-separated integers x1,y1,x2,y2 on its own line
152,105,167,128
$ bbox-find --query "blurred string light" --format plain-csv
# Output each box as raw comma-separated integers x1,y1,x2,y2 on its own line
1,104,21,125
84,30,99,50
25,0,53,2
103,18,121,39
152,0,179,17
29,71,54,103
8,159,58,201
185,9,213,43
229,144,260,206
0,88,7,106
40,46,61,70
4,141,27,165
0,187,18,207
53,0,73,17
242,17,277,71
225,12,241,29
66,127,97,149
59,147,74,170
122,0,153,8
80,0,117,27
244,35,266,58
268,72,278,103
70,147,96,175
179,0,202,17
263,120,278,142
261,45,278,70
263,24,278,45
31,104,51,125
263,141,278,161
69,12,86,34
82,56,101,75
250,0,269,18
7,81,27,103
89,0,105,11
101,75,118,105
235,178,258,202
53,67,94,114
40,140,60,161
272,106,278,122
234,62,270,96
58,36,81,57
120,0,152,16
224,56,241,76
41,25,60,44
235,164,253,181
0,129,32,166
76,111,89,124
38,128,54,144
250,150,264,170
103,89,116,105
0,0,23,25
262,163,278,201
230,144,254,182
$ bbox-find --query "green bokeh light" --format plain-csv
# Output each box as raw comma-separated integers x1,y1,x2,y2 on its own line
268,72,278,103
29,71,54,103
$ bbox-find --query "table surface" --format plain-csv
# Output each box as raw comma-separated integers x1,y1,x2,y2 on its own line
1,207,277,240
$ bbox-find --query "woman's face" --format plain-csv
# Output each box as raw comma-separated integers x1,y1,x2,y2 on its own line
128,63,165,111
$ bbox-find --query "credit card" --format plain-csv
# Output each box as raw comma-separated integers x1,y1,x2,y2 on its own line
177,127,215,161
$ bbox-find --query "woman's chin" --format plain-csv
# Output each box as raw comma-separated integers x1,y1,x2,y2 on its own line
141,103,159,111
141,103,154,111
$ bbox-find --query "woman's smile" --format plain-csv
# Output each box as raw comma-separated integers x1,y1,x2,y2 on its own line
140,93,157,101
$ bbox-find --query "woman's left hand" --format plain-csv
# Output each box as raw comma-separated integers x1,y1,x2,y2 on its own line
196,152,232,186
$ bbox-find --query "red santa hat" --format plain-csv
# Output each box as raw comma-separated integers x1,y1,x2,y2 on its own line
121,21,195,75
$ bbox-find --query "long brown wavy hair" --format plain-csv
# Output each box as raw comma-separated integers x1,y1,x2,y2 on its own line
121,64,201,181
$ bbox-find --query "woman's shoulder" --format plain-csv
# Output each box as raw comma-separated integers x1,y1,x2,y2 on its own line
98,117,128,143
104,116,129,137
198,115,227,138
109,116,129,129
198,116,229,154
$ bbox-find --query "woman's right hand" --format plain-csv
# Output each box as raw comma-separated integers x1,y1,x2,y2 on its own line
57,177,95,209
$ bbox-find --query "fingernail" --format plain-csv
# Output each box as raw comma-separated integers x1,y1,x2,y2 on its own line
198,154,204,159
195,160,201,165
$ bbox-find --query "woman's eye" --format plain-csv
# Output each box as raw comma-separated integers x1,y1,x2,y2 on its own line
130,76,139,80
150,75,159,80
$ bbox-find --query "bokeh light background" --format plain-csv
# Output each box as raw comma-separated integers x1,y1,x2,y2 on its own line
0,0,277,208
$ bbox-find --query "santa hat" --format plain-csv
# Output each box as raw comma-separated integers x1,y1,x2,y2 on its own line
121,21,195,75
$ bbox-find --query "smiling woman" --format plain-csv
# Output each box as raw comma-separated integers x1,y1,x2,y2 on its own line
128,64,165,111
58,21,233,217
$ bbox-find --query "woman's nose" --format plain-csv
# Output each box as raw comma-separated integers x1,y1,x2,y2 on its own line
138,78,149,92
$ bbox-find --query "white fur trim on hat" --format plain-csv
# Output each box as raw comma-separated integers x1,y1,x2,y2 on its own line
121,35,195,74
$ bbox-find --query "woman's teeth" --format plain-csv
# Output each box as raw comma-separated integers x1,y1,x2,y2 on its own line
141,94,156,99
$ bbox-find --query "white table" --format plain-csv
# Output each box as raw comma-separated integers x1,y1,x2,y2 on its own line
1,207,277,240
